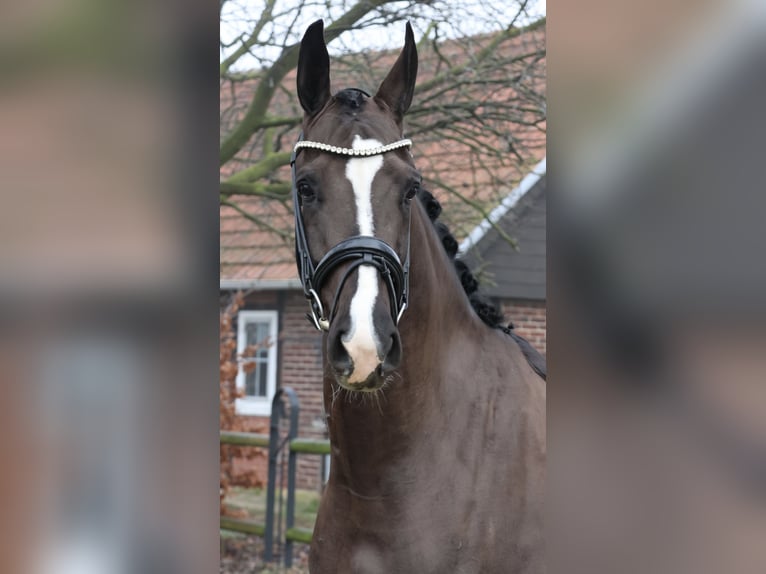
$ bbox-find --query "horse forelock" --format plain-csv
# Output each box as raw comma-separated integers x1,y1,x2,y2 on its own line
306,88,403,147
334,87,369,110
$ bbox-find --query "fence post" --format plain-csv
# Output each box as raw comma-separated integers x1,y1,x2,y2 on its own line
264,390,283,561
264,387,300,564
282,388,300,567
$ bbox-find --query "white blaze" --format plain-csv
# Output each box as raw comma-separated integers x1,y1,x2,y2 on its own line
342,135,384,383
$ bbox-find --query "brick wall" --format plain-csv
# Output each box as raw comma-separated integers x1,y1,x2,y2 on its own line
500,298,547,355
227,289,327,491
279,291,328,490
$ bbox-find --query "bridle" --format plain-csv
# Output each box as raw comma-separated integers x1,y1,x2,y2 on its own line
291,132,413,332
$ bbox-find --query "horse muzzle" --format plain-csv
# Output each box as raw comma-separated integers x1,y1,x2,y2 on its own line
327,312,401,391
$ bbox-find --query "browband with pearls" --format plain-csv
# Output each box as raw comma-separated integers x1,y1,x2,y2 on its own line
293,138,412,157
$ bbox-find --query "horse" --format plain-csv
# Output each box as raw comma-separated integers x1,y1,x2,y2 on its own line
291,20,546,574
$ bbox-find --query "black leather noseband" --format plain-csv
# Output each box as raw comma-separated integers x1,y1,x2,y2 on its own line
291,133,412,331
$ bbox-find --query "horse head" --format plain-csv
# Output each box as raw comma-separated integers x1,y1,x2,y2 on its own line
293,20,419,392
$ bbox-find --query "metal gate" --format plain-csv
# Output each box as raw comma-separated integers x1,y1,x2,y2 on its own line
220,387,330,567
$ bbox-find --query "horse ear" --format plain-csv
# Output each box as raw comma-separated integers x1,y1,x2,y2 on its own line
297,20,331,116
375,22,418,125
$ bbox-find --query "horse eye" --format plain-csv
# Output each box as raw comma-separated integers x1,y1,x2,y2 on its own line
404,182,420,201
297,181,315,200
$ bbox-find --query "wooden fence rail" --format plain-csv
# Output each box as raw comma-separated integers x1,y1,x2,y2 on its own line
220,389,330,567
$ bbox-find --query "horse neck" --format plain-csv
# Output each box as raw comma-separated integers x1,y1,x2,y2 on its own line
323,203,483,491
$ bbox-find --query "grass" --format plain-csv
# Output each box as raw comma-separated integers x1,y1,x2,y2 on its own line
224,486,320,532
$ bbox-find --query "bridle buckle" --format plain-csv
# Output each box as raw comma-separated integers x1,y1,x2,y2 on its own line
396,299,408,325
307,288,330,331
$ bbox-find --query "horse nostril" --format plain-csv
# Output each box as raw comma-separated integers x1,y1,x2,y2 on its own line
328,328,354,377
330,351,353,377
381,334,394,357
381,333,402,372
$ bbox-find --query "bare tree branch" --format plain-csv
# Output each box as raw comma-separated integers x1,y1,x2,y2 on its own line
221,197,293,242
220,0,397,165
220,181,290,199
220,1,546,257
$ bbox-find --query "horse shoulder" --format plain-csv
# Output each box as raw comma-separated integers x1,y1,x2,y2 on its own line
479,330,546,572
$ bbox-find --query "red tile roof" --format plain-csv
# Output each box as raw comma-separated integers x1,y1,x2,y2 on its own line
221,24,545,284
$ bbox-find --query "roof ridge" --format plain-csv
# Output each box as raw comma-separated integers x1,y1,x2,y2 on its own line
458,157,546,255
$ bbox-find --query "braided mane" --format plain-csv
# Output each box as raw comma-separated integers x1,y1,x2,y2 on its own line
417,187,547,380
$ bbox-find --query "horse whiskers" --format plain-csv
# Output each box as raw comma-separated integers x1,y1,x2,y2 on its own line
329,371,399,413
358,391,373,408
330,382,344,408
386,370,402,386
373,389,384,416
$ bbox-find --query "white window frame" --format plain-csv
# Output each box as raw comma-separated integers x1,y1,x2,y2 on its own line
235,310,279,416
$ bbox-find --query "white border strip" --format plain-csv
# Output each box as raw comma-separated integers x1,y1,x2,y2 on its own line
220,278,302,290
458,157,546,255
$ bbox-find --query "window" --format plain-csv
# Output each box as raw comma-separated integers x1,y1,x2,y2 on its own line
235,310,279,416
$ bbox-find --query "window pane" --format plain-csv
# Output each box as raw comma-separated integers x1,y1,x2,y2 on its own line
244,363,267,398
245,367,256,397
245,322,261,346
239,315,275,403
256,321,269,342
245,321,270,345
257,361,267,397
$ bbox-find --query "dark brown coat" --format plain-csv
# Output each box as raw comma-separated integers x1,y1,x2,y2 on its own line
294,20,546,574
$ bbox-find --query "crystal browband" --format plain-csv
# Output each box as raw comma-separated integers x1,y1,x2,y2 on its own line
293,138,412,157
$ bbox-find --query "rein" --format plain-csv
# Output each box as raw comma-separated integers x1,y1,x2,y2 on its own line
291,133,413,331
